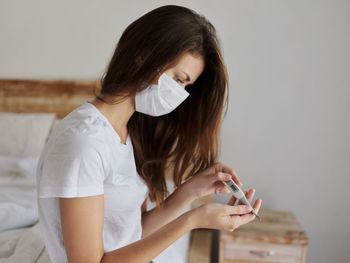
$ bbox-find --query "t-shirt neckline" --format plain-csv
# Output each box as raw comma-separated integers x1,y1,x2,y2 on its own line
84,101,131,148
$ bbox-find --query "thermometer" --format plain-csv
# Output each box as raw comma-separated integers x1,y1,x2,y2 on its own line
223,179,261,221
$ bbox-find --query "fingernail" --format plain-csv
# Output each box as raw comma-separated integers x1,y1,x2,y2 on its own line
225,174,231,180
246,206,252,212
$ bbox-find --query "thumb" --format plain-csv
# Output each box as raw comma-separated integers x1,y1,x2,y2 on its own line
215,172,232,182
223,205,251,216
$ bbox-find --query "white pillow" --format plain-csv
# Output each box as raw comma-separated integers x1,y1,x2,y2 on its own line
0,155,39,178
0,112,56,157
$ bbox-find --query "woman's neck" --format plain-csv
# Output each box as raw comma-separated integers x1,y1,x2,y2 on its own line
90,96,135,144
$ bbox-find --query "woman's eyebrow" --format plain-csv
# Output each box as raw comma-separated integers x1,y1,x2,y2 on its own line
181,70,191,82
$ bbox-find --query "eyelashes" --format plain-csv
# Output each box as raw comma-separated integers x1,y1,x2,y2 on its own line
175,77,185,84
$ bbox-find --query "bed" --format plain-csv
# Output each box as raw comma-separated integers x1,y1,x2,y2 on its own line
0,79,198,263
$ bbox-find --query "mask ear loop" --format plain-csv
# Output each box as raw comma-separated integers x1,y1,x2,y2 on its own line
156,67,162,77
155,68,162,85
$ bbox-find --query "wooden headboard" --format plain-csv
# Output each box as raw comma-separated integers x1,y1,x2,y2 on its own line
0,79,100,119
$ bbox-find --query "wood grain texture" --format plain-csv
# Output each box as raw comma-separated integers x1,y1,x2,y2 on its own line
187,211,308,263
188,229,212,263
219,210,308,263
0,79,100,118
220,210,308,246
222,242,303,263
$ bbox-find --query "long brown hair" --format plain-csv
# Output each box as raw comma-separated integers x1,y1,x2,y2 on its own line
94,5,229,207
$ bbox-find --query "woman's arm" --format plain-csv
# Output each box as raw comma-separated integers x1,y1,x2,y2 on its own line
60,193,261,263
141,181,195,238
60,194,194,263
141,162,240,237
102,208,194,263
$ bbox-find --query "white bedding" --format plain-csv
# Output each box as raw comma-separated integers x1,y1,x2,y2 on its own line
0,156,39,232
0,154,51,263
0,134,190,263
0,112,56,262
0,222,50,263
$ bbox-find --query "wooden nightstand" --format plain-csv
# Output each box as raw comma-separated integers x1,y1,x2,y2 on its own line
188,210,308,263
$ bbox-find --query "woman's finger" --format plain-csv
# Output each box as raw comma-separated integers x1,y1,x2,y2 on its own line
200,165,217,177
237,190,247,205
234,199,262,226
211,172,232,184
218,163,242,187
235,212,256,227
239,189,255,205
213,181,231,194
227,194,237,206
202,163,242,189
231,190,247,205
253,198,262,213
224,205,251,216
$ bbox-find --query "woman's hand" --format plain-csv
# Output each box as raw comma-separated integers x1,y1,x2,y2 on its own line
190,188,262,231
182,162,242,201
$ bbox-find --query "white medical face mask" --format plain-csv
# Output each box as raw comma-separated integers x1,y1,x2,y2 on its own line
135,73,189,116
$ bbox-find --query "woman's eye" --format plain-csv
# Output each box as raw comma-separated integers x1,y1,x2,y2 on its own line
176,77,184,84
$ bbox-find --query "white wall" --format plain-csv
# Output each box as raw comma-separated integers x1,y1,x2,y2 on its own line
1,1,349,262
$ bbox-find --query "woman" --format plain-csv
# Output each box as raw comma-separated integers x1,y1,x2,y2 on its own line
36,5,262,263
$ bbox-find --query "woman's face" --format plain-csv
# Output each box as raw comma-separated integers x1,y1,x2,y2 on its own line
155,52,205,88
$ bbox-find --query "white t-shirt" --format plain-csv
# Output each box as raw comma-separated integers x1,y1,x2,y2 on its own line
36,101,149,263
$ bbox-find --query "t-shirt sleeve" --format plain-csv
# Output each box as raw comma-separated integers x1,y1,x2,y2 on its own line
38,132,105,198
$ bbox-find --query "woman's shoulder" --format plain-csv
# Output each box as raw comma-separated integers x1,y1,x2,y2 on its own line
58,103,107,135
47,103,108,154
